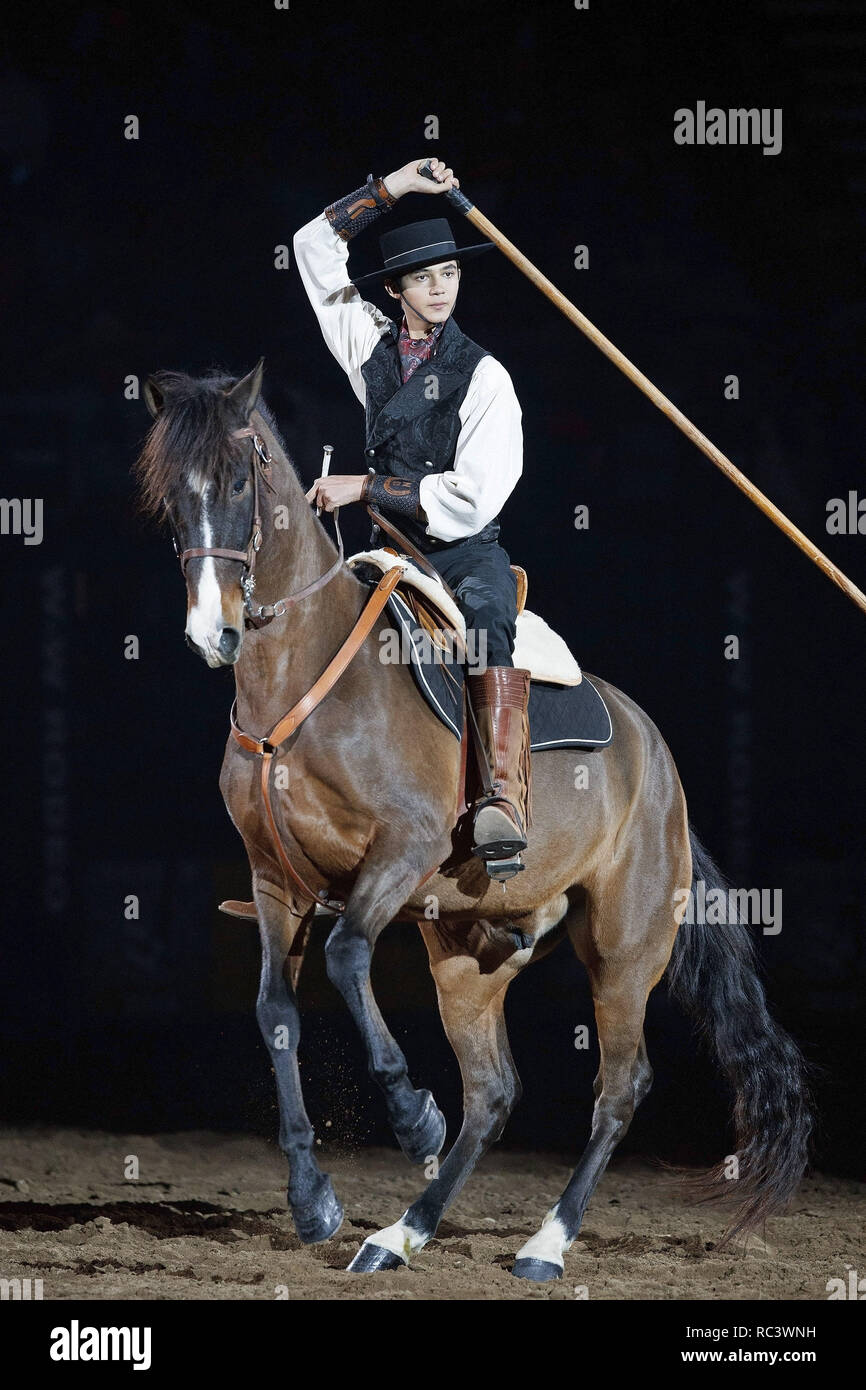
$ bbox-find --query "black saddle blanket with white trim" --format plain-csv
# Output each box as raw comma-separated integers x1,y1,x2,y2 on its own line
382,589,613,750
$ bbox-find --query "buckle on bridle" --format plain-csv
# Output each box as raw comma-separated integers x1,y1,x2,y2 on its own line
168,437,342,625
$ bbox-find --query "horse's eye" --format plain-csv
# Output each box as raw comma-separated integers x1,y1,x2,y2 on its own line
232,477,247,496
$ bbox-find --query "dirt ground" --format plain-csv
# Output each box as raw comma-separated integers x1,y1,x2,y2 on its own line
0,1128,860,1300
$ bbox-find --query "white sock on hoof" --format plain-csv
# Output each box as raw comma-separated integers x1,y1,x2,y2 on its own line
515,1207,568,1268
361,1215,428,1262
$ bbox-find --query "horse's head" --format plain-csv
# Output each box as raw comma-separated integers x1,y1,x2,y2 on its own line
134,360,276,667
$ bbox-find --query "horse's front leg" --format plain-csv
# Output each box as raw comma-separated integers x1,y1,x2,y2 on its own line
254,877,344,1243
324,845,448,1165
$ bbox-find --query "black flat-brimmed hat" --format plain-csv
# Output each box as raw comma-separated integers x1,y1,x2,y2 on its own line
350,218,495,288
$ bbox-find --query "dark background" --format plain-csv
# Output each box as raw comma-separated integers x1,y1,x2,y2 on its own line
2,0,864,1177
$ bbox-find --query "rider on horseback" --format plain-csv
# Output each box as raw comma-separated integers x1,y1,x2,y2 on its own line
294,156,532,861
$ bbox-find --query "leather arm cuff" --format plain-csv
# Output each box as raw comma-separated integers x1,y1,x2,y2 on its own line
362,473,427,522
325,174,397,243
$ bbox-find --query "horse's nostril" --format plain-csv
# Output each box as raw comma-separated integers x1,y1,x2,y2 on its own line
219,626,241,657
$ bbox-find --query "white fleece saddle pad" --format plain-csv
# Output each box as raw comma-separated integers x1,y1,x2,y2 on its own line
347,548,582,687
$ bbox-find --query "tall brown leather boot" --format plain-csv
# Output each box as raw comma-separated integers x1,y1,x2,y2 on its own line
466,667,533,860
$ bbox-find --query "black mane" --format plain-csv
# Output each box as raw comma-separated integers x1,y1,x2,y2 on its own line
133,368,292,520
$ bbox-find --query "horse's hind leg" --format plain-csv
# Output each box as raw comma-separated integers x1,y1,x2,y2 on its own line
512,966,655,1282
513,861,683,1282
254,879,343,1243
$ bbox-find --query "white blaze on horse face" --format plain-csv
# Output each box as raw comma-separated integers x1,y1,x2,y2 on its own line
185,481,229,664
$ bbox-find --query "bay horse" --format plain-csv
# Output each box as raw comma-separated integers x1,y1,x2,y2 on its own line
133,361,812,1282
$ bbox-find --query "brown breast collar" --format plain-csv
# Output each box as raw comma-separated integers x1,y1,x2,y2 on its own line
163,428,444,914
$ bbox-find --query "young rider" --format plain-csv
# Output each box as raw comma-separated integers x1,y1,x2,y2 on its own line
293,157,531,862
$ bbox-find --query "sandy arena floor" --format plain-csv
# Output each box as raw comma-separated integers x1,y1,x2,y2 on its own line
0,1128,861,1300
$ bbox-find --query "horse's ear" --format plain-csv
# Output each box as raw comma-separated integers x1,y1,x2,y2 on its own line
226,357,265,417
143,377,165,419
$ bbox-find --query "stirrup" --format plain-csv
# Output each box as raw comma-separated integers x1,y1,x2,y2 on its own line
485,854,525,884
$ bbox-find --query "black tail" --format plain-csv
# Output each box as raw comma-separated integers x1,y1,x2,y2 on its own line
666,828,814,1243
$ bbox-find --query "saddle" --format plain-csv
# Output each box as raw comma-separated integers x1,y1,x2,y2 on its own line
346,548,582,687
386,549,527,653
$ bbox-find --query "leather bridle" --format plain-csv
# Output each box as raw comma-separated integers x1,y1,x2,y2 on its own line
162,427,345,629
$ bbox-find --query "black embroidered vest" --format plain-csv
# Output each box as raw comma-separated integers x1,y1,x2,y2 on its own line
360,314,500,553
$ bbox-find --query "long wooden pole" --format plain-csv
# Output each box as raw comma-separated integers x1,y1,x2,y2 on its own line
427,170,866,618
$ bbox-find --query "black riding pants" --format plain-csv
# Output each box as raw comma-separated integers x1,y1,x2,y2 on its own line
423,535,518,672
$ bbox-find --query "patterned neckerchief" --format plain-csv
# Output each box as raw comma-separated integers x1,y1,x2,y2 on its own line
397,314,446,384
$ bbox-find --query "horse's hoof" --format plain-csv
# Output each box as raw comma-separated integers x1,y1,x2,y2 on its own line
394,1089,446,1164
512,1257,563,1282
348,1242,406,1273
290,1175,344,1244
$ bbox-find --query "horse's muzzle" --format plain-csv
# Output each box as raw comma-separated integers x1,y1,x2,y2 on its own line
184,627,242,667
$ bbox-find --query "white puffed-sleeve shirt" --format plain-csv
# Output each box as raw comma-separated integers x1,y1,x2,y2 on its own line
293,212,523,543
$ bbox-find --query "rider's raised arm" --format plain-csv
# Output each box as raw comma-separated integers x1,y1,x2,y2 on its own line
293,176,396,405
